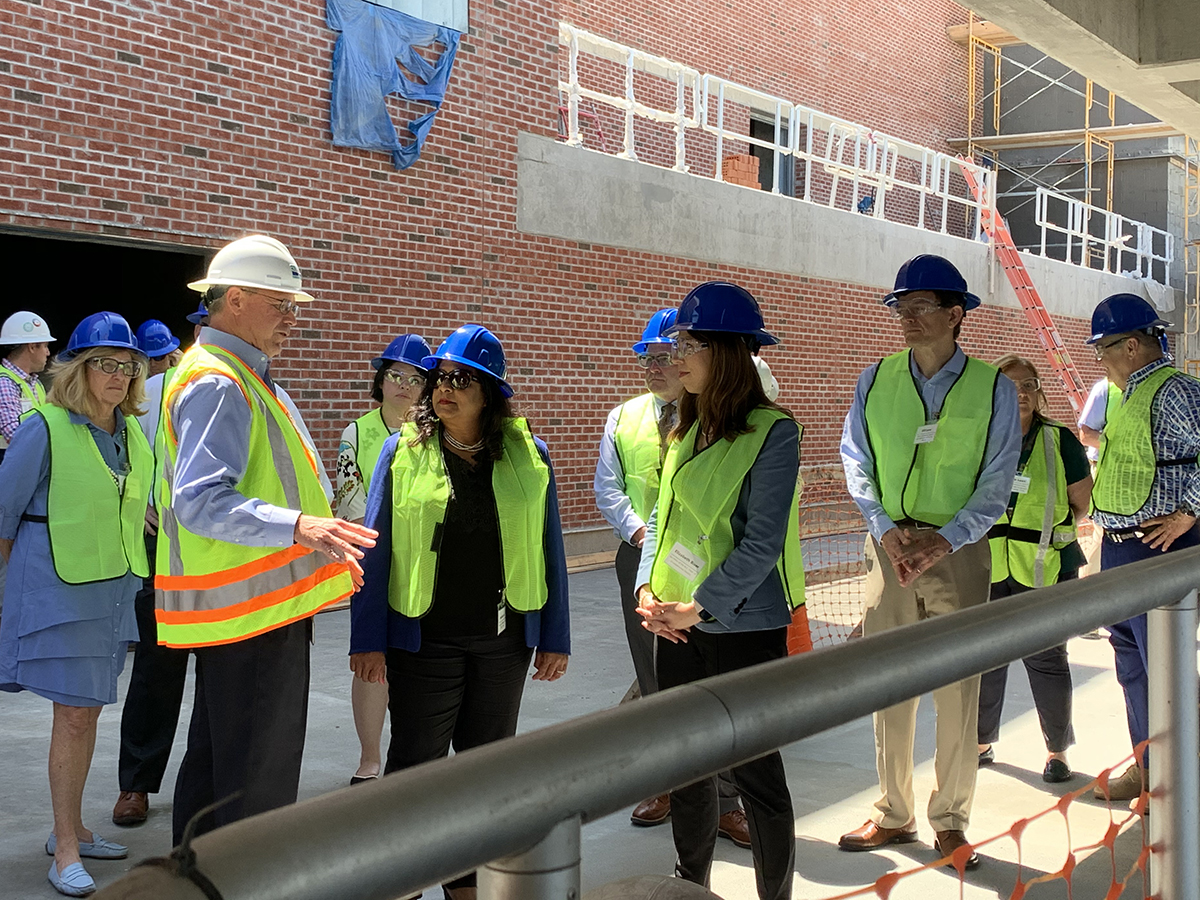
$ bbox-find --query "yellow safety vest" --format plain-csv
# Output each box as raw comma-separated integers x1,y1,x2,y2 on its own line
353,408,395,492
1093,366,1199,518
38,404,152,584
388,418,549,618
612,393,666,524
863,350,999,528
0,367,46,450
649,408,806,610
989,421,1077,588
154,344,353,648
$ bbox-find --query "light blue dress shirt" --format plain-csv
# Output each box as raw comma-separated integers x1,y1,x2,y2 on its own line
840,346,1022,552
169,327,315,548
593,392,672,544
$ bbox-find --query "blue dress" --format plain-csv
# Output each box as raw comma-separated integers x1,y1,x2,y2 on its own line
0,410,140,707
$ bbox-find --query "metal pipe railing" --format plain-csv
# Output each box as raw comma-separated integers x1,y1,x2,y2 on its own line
95,546,1200,900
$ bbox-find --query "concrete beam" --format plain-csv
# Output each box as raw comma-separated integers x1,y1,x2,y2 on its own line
964,0,1200,140
516,133,1176,323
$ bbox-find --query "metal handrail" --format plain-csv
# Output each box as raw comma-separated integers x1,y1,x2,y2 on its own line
96,547,1200,900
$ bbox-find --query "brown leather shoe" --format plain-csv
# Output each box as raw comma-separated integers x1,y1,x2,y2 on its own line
933,829,980,869
838,819,918,851
1093,763,1146,801
112,791,148,827
717,808,751,848
630,794,670,826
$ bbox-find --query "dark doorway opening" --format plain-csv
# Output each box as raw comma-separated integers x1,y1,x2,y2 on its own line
749,117,800,197
0,229,209,356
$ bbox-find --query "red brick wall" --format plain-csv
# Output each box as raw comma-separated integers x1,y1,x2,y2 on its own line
0,0,1096,533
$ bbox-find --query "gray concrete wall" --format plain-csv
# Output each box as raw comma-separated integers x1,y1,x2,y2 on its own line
517,132,1177,320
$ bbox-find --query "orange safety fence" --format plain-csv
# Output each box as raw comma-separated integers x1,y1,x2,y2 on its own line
797,464,868,649
811,743,1152,900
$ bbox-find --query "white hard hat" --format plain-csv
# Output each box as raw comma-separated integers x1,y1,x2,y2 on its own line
1,311,55,344
754,355,779,402
188,234,316,302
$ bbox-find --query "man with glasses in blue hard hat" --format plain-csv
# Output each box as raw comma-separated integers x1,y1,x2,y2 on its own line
1085,293,1200,805
593,309,751,848
839,254,1020,869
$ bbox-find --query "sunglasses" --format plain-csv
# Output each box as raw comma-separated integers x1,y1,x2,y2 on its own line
87,357,143,378
383,370,427,389
431,368,479,391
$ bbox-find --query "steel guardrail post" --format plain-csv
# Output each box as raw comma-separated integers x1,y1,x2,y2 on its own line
477,815,581,900
1148,589,1200,899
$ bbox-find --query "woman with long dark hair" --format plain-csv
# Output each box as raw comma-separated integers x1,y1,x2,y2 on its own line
637,282,804,900
349,324,570,900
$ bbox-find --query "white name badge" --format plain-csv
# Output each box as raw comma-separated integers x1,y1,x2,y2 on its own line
914,423,939,444
665,542,705,580
497,596,507,635
1011,474,1032,494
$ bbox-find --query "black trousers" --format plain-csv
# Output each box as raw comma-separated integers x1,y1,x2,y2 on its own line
172,618,311,845
657,628,794,900
616,541,658,695
386,629,533,889
977,574,1076,753
118,533,190,793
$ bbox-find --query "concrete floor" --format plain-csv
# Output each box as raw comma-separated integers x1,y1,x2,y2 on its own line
0,567,1150,899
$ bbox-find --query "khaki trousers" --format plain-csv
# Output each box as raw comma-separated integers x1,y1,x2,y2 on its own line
862,534,991,832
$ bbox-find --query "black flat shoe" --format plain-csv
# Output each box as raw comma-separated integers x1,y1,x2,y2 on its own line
1042,758,1072,783
978,746,994,766
350,773,379,786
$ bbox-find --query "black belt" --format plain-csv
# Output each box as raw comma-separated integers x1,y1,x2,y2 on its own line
1104,526,1146,543
894,517,939,530
987,523,1043,543
20,514,48,523
1156,456,1198,467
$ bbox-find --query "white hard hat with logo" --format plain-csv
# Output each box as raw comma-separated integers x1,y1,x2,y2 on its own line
188,234,316,302
1,311,55,344
754,355,780,402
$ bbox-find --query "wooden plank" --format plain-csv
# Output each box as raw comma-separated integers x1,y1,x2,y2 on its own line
948,121,1181,151
945,21,1024,47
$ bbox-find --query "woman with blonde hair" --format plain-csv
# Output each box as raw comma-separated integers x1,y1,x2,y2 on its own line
977,353,1091,783
0,312,152,897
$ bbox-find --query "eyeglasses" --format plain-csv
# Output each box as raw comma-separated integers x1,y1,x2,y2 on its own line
888,302,943,320
431,368,479,391
1093,337,1128,360
1011,377,1041,394
242,288,302,317
383,370,427,389
87,357,143,378
636,352,674,369
671,338,709,360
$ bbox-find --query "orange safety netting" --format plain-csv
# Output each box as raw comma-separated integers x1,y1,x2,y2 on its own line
796,465,868,649
812,743,1152,900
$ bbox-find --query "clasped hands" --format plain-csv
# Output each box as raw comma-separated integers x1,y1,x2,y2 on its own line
636,586,703,643
879,526,952,587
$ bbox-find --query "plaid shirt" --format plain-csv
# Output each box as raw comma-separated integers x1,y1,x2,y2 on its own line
1093,358,1200,530
0,358,40,442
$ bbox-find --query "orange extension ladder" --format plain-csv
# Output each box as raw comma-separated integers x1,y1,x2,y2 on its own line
959,159,1090,415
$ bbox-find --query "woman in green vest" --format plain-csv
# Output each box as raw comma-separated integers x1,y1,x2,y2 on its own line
348,324,569,900
977,355,1092,784
334,333,430,787
0,312,151,898
636,282,803,900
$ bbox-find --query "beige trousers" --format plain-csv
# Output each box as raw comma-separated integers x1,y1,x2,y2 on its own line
862,534,991,832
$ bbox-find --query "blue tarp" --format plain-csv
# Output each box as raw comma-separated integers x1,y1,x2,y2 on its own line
326,0,460,170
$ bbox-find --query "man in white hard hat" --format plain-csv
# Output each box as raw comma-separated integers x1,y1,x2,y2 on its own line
155,235,377,844
0,310,54,613
0,311,54,463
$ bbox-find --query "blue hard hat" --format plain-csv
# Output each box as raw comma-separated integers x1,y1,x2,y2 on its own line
632,309,678,354
666,282,779,346
135,319,180,359
422,324,513,397
62,312,142,360
1086,293,1171,344
372,334,432,371
185,299,209,325
883,254,981,311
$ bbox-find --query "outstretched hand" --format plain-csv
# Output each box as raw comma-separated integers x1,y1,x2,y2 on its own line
294,515,378,592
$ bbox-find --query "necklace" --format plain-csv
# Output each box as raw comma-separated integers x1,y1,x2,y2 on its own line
443,430,485,453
